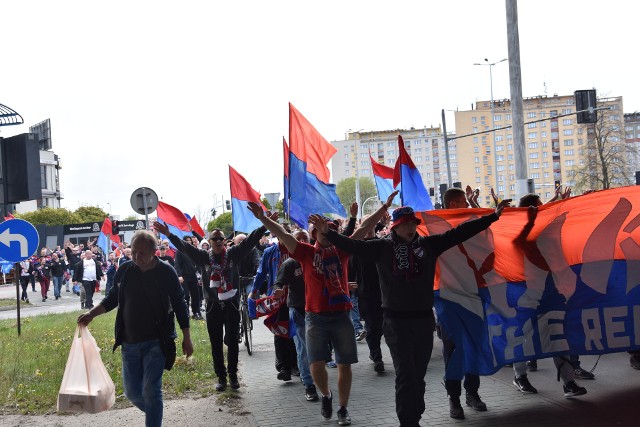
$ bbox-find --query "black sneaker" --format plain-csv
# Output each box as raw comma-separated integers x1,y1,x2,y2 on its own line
373,360,385,373
305,384,319,402
513,375,537,394
277,369,292,381
215,378,227,391
337,406,351,426
563,381,587,398
526,360,538,372
229,376,240,390
574,367,595,379
449,397,465,420
465,393,487,411
321,391,333,419
356,330,367,342
292,367,300,377
631,353,640,370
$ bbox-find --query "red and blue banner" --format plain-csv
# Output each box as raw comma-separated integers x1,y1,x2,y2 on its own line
288,103,346,227
393,135,433,211
419,187,640,376
229,165,265,233
97,217,121,255
157,201,192,242
370,155,401,206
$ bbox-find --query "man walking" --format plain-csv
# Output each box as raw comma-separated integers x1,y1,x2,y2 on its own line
78,230,193,427
73,250,103,309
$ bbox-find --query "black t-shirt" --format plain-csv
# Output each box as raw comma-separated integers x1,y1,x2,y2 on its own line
159,255,175,266
274,258,305,312
121,265,167,344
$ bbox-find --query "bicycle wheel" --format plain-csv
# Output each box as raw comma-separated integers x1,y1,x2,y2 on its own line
242,303,253,355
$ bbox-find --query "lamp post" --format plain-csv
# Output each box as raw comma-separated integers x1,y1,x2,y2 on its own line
362,196,379,215
107,203,112,216
474,58,507,194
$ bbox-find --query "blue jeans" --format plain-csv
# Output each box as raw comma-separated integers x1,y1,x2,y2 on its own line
52,275,63,298
290,308,313,387
121,339,165,427
350,294,363,334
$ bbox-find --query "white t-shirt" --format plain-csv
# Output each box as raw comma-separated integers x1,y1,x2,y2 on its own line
82,259,97,281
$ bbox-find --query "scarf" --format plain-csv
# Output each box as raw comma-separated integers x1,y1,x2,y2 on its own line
209,247,230,295
312,244,349,306
390,232,424,280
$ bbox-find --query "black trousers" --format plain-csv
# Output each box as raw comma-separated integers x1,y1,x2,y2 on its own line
19,277,30,300
206,296,240,379
82,280,95,308
182,278,201,315
441,327,480,396
359,295,384,362
384,315,435,427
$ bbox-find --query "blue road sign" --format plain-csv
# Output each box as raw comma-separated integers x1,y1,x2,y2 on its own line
0,219,39,263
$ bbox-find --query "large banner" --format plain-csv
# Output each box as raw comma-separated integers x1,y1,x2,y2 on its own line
418,187,640,375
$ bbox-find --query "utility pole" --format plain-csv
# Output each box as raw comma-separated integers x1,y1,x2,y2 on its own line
506,0,528,200
442,109,453,187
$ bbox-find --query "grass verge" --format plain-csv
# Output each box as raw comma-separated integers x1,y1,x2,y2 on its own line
0,310,217,415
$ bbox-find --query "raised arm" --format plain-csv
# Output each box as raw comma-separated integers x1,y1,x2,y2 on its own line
351,190,398,240
247,203,299,254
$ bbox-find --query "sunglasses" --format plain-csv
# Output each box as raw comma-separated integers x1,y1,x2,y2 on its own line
210,237,225,242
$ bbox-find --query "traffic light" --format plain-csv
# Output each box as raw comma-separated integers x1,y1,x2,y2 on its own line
225,200,232,210
575,89,597,124
111,220,120,235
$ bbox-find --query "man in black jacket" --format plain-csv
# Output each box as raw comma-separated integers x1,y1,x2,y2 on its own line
154,216,274,391
310,198,510,427
73,250,103,309
174,236,202,320
78,230,192,427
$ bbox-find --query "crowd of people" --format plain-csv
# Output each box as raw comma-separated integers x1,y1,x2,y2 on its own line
17,184,634,427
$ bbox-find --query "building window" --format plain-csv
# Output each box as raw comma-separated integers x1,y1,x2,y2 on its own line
506,114,511,120
529,153,539,159
527,112,537,118
530,162,540,169
528,132,537,138
564,139,574,146
494,114,502,121
562,109,572,114
474,157,479,163
563,129,573,136
563,119,573,125
541,131,547,138
527,122,537,129
564,149,574,156
41,165,47,189
496,145,504,152
565,160,575,166
528,142,538,149
495,135,503,142
472,117,477,123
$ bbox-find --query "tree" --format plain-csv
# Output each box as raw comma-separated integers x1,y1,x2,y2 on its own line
336,177,377,215
207,211,233,235
14,208,81,226
123,215,139,221
75,206,109,223
572,97,635,192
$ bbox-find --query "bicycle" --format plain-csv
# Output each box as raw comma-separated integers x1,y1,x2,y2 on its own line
238,276,254,355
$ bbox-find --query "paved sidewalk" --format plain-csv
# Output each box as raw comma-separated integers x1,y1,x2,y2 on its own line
239,318,639,427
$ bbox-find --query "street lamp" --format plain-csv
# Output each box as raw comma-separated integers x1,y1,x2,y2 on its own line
107,203,112,215
362,196,379,215
474,58,507,194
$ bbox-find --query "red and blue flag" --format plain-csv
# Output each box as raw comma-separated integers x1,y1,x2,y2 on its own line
283,137,290,216
393,135,433,211
229,165,265,233
288,103,346,227
370,155,401,206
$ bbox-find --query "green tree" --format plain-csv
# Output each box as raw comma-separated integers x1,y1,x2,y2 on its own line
74,206,109,223
207,211,233,235
14,208,81,226
123,215,139,221
336,177,377,215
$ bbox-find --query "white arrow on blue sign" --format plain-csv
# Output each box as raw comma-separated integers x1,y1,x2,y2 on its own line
0,219,39,262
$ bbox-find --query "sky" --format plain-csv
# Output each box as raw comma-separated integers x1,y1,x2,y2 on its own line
1,0,637,222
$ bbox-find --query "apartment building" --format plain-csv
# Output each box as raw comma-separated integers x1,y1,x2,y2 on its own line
454,94,625,206
331,127,458,203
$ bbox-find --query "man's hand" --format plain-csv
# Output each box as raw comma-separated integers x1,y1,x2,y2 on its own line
490,188,499,206
562,186,572,199
495,199,512,218
272,288,285,299
182,336,194,358
247,202,266,220
77,312,94,326
309,214,329,234
349,202,358,218
348,282,358,291
178,276,184,284
153,220,170,236
248,291,259,300
268,210,279,222
384,190,399,209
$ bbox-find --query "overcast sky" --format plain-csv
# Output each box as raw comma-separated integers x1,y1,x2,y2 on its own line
1,0,636,220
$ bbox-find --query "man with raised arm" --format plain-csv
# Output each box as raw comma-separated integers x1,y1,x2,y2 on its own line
307,196,510,427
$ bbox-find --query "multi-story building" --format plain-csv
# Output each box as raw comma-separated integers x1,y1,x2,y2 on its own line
624,112,640,183
14,119,63,213
331,127,458,206
455,94,625,206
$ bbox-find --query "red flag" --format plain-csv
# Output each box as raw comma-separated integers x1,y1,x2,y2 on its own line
188,216,205,237
157,201,190,231
3,213,15,221
288,103,336,184
393,135,418,188
370,155,394,179
100,217,121,243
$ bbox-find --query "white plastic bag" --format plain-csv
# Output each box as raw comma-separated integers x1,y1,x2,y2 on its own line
57,325,116,413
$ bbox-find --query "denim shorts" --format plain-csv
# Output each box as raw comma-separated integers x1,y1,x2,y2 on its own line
305,311,358,365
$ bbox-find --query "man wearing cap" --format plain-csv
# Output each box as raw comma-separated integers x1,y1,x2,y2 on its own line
247,198,392,427
310,196,510,427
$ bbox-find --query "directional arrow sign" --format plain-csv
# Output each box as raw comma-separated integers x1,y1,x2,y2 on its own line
0,219,39,262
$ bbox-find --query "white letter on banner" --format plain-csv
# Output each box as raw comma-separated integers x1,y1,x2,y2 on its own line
488,324,503,366
603,306,630,349
582,308,604,350
504,319,535,359
635,305,640,346
538,311,569,353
